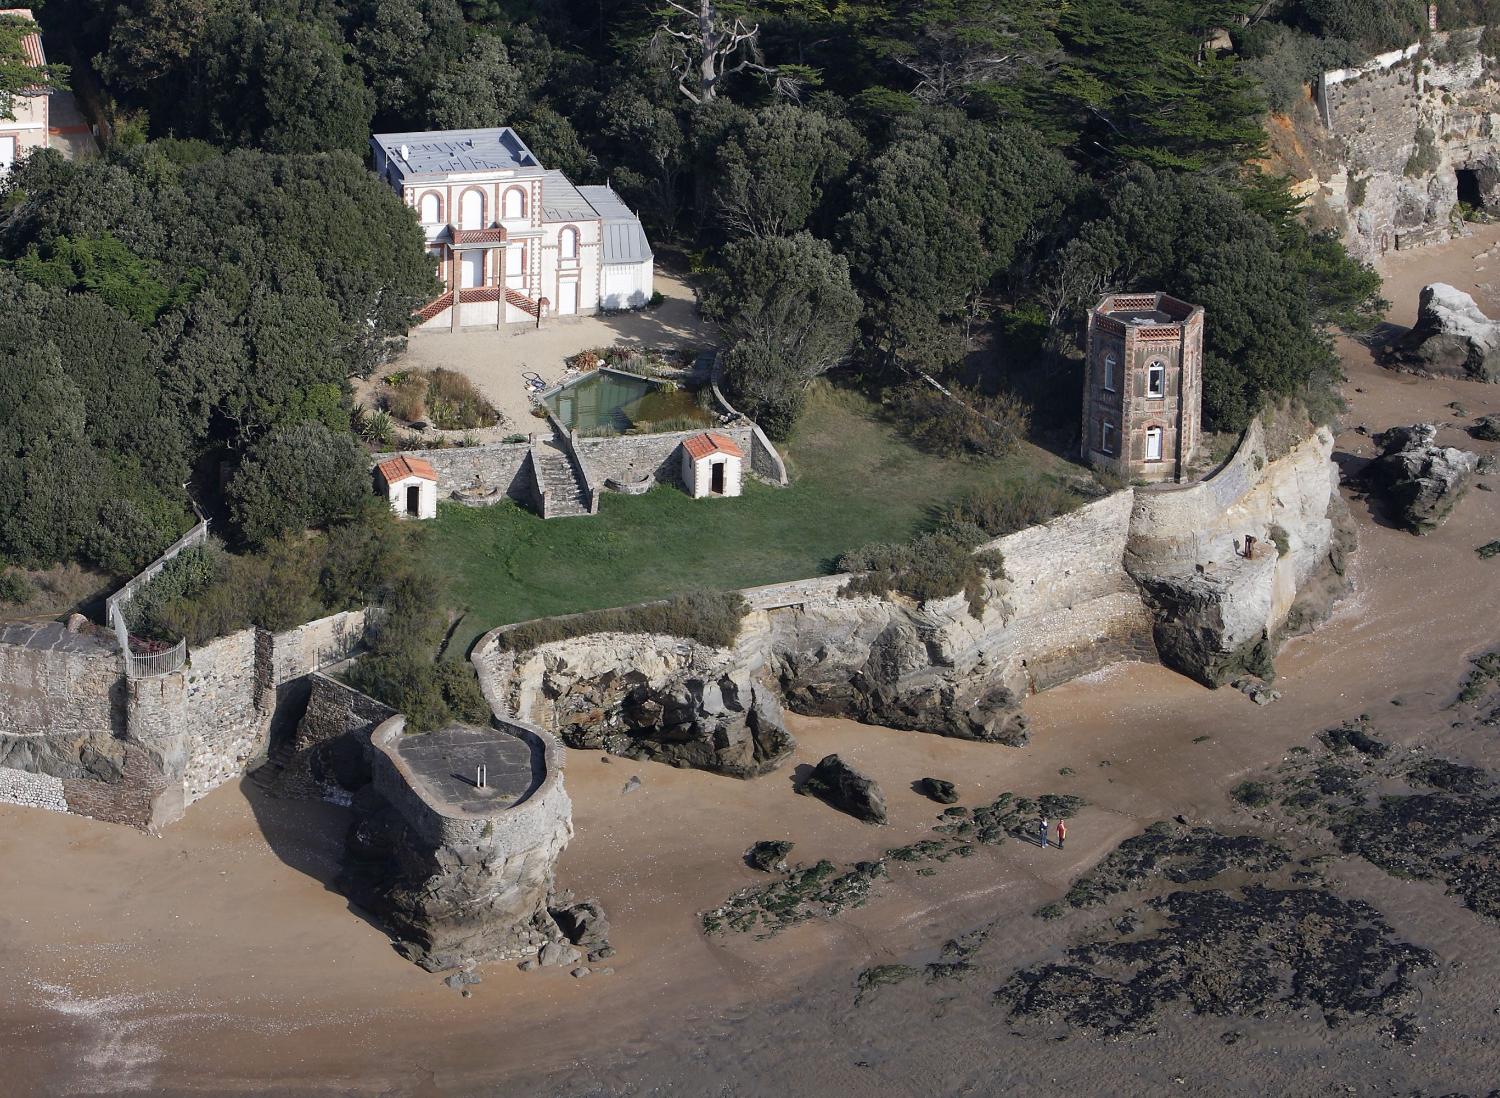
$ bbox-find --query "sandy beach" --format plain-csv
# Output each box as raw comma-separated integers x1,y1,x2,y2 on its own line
4,226,1500,1097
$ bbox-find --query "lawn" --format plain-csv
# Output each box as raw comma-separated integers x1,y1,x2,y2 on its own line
431,384,1081,656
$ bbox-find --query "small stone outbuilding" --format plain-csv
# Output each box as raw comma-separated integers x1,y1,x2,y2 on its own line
680,432,743,499
377,455,439,519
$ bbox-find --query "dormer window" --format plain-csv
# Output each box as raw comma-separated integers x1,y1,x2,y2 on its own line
1147,361,1166,398
1103,352,1117,393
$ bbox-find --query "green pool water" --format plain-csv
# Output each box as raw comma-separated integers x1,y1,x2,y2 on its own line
544,369,714,434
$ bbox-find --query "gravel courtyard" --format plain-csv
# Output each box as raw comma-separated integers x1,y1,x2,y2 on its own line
373,272,718,434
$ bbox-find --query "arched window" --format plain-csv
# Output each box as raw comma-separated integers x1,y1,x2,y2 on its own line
1145,425,1164,461
459,188,485,230
503,186,527,219
560,226,579,261
1147,360,1166,398
1102,351,1118,392
418,192,441,225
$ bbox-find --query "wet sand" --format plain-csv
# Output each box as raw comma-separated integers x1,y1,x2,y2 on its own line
3,228,1499,1096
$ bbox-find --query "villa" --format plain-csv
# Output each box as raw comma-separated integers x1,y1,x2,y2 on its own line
0,9,48,176
370,127,654,332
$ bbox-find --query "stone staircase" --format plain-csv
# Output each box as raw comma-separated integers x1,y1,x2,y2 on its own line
535,436,591,518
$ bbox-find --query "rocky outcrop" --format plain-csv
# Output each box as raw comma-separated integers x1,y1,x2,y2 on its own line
771,605,1029,746
1394,284,1500,382
481,634,794,778
798,754,887,824
1302,31,1500,261
1126,420,1350,686
1368,423,1480,533
337,716,573,972
1471,414,1500,441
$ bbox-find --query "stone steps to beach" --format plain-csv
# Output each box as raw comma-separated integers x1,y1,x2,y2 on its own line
537,440,591,518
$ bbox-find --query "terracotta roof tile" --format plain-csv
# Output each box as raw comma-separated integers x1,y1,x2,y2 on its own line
376,455,437,485
682,431,743,461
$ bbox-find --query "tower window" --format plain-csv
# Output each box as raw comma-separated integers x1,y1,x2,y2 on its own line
1101,420,1117,455
1147,361,1166,398
1102,352,1117,393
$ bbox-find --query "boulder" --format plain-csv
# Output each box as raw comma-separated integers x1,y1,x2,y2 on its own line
1368,424,1480,534
1470,414,1500,442
551,898,610,950
798,754,887,825
919,777,959,804
746,839,794,872
1395,284,1500,382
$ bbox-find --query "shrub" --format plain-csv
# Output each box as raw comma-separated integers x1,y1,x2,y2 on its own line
941,480,1079,538
384,374,429,422
346,654,490,732
354,407,394,446
425,368,499,430
228,422,370,548
888,383,1030,458
839,530,1004,618
0,568,35,606
497,589,749,652
1404,126,1441,177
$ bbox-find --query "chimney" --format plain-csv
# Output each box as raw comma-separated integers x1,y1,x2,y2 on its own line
399,143,409,162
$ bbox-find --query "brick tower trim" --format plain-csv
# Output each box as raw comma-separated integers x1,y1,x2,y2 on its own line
1081,291,1204,483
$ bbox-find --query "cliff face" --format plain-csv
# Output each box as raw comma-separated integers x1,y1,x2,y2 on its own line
473,419,1351,769
1295,31,1500,260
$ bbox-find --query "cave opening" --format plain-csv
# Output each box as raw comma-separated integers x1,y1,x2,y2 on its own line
1456,167,1484,211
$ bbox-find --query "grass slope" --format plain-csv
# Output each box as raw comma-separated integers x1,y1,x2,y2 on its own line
432,385,1076,656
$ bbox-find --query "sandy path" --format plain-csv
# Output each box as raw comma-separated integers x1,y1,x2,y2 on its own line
3,228,1499,1096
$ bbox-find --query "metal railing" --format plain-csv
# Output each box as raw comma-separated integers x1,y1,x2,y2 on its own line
121,638,187,679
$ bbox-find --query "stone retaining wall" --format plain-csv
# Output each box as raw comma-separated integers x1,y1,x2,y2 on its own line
372,440,534,500
573,424,757,488
0,766,67,812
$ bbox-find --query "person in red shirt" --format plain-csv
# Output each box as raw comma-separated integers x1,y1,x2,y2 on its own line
1056,819,1067,850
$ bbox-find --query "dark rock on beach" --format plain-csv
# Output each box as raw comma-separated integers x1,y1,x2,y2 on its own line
798,754,887,824
919,777,959,804
746,840,795,872
1368,424,1478,533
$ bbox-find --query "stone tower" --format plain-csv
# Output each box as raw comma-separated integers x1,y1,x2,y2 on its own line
1081,292,1203,483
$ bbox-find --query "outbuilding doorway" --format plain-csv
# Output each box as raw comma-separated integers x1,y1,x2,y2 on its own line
710,461,726,496
1457,167,1484,211
406,485,422,516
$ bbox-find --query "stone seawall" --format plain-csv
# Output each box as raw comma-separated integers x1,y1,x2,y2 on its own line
0,609,374,828
474,418,1349,768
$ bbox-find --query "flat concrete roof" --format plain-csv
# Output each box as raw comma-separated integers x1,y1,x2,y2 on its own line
0,621,115,655
393,724,537,813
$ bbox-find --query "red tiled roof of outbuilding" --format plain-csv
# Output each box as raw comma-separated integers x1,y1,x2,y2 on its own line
682,432,743,461
376,455,438,485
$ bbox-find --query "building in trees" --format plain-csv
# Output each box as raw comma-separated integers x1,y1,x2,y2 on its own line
1081,293,1203,483
0,9,48,176
371,127,653,332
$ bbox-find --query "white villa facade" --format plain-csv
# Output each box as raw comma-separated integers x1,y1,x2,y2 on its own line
0,10,48,177
370,127,654,332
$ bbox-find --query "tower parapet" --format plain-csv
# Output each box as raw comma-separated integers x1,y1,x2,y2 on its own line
1082,292,1204,483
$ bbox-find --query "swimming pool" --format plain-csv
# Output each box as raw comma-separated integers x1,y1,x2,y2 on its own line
543,369,714,433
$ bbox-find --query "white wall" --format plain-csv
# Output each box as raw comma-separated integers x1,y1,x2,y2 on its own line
600,261,654,310
386,475,437,519
682,452,742,498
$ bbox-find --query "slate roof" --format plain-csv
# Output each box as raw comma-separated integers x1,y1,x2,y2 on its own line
682,432,743,461
376,455,438,485
372,128,541,176
578,185,652,265
541,170,597,223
